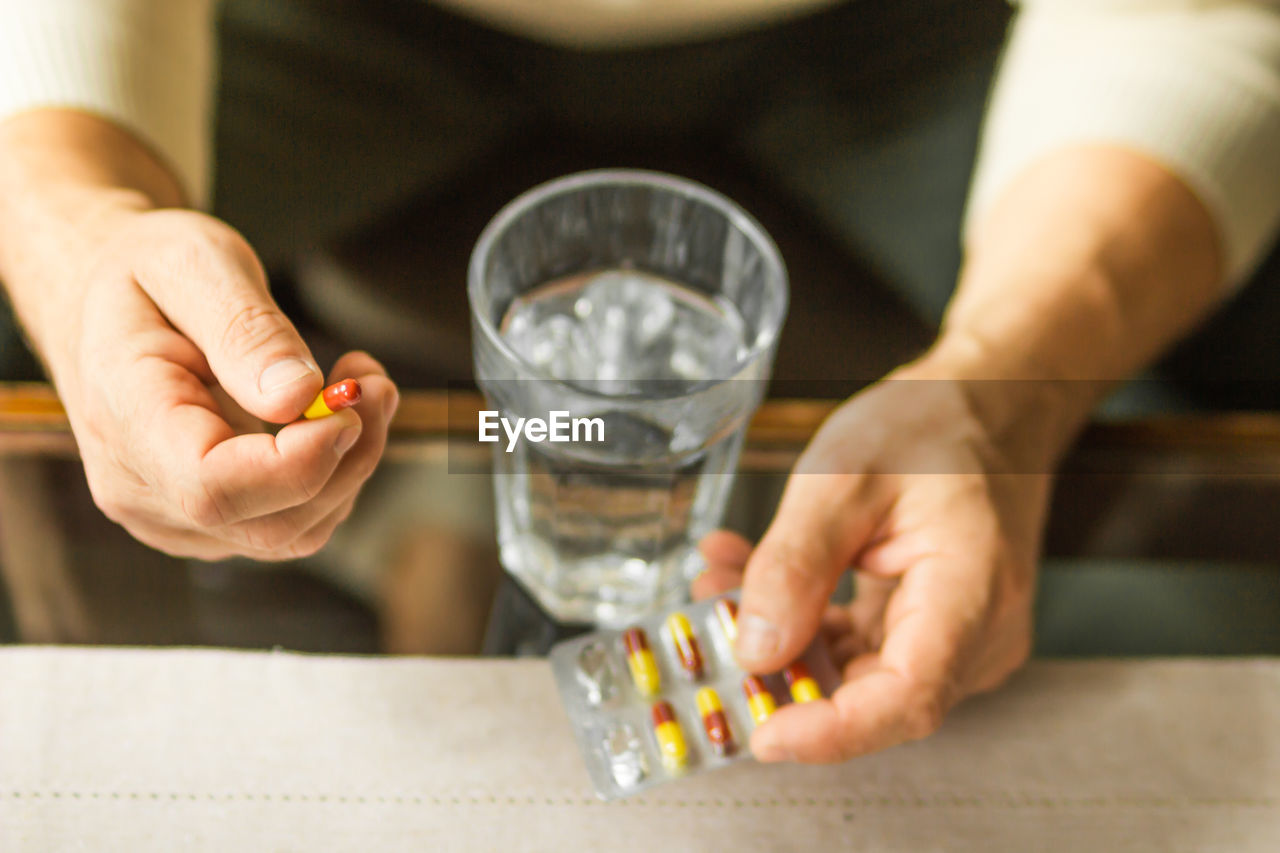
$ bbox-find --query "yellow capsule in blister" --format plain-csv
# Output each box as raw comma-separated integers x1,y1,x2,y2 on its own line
784,661,823,704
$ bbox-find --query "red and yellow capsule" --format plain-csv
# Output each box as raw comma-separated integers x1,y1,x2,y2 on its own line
665,612,704,679
695,687,734,756
622,627,660,696
714,598,738,643
303,379,363,419
651,700,688,772
783,660,823,704
742,675,777,724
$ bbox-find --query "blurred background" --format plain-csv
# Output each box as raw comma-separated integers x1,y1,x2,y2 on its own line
1,0,1277,657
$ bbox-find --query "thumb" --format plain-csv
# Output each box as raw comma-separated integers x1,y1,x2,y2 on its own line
134,214,322,422
736,473,880,672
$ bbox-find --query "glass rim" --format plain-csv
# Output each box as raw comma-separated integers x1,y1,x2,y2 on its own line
467,168,789,401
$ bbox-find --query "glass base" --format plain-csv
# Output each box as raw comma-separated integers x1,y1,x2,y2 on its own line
501,559,695,628
481,576,593,656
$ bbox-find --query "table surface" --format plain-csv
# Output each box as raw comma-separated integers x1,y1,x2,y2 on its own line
2,647,1278,851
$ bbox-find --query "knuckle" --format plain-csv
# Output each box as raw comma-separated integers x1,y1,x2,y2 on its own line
93,491,133,527
161,211,258,269
162,227,226,282
236,505,329,556
190,548,234,562
346,457,381,497
94,491,131,526
85,474,129,524
903,690,947,741
82,459,143,526
240,520,298,555
285,529,332,559
121,523,175,556
829,707,867,763
180,484,230,529
147,535,209,561
218,302,294,358
290,465,329,504
283,504,354,560
75,383,117,434
332,500,356,528
197,214,254,256
760,538,830,588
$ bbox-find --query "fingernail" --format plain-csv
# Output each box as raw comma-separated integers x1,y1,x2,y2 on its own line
259,358,318,395
735,613,779,664
334,425,360,456
383,390,400,421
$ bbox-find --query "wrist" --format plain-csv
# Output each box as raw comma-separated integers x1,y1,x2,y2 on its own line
896,331,1100,472
0,111,176,382
0,185,153,382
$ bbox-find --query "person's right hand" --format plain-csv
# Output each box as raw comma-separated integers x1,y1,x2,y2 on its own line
50,208,398,560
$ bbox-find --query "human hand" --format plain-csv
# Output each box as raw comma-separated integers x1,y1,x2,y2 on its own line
49,208,398,560
693,356,1056,762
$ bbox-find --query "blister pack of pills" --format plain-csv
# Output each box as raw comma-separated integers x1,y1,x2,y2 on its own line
549,591,838,800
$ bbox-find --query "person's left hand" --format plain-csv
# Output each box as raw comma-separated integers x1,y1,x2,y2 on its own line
692,358,1055,762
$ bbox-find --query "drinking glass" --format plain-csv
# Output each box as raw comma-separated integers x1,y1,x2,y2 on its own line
469,169,787,626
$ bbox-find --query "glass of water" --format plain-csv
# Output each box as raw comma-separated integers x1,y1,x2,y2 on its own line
469,170,788,626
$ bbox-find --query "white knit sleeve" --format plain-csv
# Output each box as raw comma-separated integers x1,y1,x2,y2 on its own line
0,0,217,207
966,0,1280,287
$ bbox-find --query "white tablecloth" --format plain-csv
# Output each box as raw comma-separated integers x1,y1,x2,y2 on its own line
1,648,1278,851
